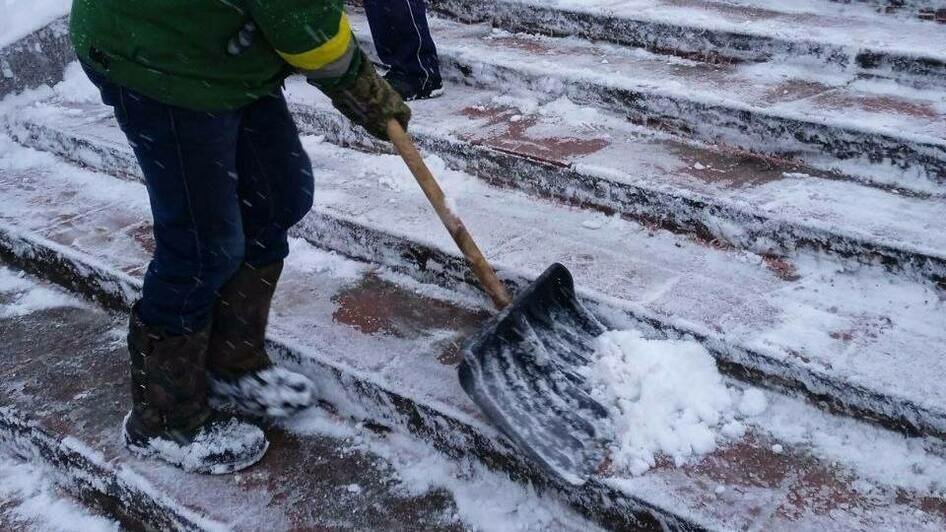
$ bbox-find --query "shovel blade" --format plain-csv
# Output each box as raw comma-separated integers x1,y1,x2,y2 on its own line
459,263,613,485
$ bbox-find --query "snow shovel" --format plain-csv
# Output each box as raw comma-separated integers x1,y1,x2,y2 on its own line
387,120,613,485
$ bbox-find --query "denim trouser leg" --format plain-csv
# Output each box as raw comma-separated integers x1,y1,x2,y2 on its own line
363,0,441,90
83,65,314,334
237,94,315,267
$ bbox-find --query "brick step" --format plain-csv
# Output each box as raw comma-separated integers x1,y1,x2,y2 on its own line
0,138,671,530
349,11,946,193
7,106,946,449
1,139,944,530
11,83,946,288
0,269,512,531
0,406,217,530
282,85,946,284
4,15,945,194
290,150,946,446
421,0,946,88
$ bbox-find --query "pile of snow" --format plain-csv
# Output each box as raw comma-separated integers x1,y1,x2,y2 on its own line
0,266,86,319
0,450,119,532
584,329,768,475
0,0,71,48
51,62,101,105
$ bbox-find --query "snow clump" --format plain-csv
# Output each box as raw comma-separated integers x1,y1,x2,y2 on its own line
52,62,102,104
584,329,768,475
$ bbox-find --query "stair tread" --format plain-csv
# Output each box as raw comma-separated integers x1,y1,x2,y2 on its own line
18,86,946,270
378,12,946,145
283,79,946,257
0,277,472,530
306,140,946,415
497,0,946,58
1,134,945,530
7,99,946,429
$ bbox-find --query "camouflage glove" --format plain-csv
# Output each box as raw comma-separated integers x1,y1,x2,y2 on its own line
326,52,411,141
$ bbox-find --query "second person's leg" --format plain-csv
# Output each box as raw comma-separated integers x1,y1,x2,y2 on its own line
363,0,443,100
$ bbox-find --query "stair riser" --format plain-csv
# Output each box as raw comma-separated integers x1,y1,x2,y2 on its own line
437,53,946,191
4,18,944,195
8,120,140,181
290,106,946,284
426,0,946,89
0,408,208,531
8,117,945,449
0,222,694,532
0,17,73,98
836,0,945,15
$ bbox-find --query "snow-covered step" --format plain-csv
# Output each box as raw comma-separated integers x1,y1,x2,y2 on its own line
283,82,946,284
12,78,946,288
0,137,670,529
0,409,217,530
7,94,946,448
4,14,945,193
0,267,601,531
293,146,946,446
2,137,946,531
350,12,946,193
0,443,127,531
424,0,946,88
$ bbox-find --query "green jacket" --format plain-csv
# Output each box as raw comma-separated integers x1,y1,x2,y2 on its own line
70,0,361,111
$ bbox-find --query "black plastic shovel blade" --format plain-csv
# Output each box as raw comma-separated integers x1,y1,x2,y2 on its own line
458,263,613,485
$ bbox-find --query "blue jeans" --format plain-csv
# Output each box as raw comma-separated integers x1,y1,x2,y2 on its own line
83,65,314,334
364,0,441,90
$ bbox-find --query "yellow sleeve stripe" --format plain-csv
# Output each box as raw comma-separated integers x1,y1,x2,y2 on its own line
277,14,353,70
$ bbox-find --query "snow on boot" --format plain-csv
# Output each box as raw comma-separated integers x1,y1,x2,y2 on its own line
207,261,316,418
122,411,268,475
210,367,314,418
125,307,268,474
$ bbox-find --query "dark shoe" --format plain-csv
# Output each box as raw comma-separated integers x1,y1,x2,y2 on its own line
122,411,268,475
210,367,315,418
126,307,268,474
207,262,316,418
383,75,444,101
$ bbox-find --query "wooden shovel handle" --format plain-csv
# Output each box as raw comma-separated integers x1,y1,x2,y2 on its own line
387,119,512,310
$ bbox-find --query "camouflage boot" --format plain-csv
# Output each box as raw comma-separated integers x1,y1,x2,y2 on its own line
123,307,269,475
207,261,315,418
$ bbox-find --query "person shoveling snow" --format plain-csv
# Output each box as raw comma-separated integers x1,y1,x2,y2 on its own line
70,0,410,473
68,0,619,484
